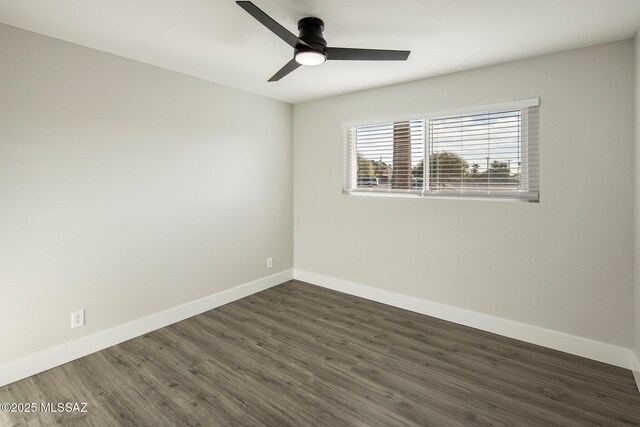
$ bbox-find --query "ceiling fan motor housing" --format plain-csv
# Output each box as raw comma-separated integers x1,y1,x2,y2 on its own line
296,17,327,56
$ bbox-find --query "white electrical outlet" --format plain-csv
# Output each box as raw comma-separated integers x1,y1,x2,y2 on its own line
71,309,85,329
266,257,273,269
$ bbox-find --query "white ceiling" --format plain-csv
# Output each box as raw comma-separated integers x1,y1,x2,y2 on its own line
1,0,640,104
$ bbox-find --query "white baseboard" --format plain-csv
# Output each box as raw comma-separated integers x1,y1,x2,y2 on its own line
293,269,634,370
633,353,640,393
0,269,293,388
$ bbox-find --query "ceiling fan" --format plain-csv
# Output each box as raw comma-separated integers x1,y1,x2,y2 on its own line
236,1,411,82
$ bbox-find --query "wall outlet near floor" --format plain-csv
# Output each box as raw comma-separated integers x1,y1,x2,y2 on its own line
266,257,273,269
71,309,85,329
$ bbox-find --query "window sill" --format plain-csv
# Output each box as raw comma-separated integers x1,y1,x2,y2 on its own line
343,189,539,203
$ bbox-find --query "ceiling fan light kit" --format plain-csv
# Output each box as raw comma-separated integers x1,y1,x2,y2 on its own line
236,1,410,81
295,51,326,66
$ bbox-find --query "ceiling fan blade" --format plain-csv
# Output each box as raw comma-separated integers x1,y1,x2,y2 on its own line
236,1,301,48
268,58,301,82
326,47,410,61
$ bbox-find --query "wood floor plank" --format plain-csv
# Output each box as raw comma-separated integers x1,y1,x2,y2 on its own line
281,282,639,395
249,285,594,425
1,280,639,426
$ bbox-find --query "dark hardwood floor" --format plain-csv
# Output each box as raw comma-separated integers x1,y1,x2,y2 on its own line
1,280,639,426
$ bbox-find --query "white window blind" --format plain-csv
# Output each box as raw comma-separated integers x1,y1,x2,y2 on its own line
343,99,539,202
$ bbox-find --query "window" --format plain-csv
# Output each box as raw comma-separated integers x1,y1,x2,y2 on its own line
343,99,539,202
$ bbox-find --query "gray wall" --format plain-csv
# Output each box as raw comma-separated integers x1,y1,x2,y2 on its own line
635,31,640,370
0,24,293,365
294,40,634,348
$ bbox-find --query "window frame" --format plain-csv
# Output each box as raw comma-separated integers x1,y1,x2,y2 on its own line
342,98,540,202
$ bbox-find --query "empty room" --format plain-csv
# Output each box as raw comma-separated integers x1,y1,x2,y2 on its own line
2,0,640,425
